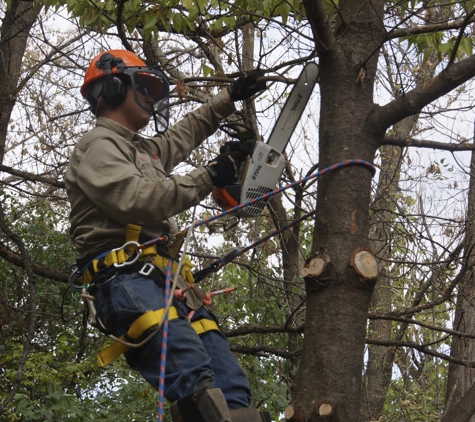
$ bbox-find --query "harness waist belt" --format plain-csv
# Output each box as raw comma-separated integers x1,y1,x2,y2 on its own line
81,246,194,285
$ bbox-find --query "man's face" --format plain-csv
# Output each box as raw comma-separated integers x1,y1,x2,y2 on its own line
119,84,153,131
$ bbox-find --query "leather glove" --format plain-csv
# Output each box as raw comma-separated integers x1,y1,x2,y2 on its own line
228,70,266,101
206,151,245,187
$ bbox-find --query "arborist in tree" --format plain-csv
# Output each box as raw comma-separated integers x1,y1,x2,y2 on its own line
65,49,270,422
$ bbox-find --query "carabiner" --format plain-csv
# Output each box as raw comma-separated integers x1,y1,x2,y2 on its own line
112,241,143,268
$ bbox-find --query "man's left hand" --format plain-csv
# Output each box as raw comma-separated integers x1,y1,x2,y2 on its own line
228,70,267,102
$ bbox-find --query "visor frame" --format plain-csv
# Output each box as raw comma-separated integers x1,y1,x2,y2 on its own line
118,66,170,133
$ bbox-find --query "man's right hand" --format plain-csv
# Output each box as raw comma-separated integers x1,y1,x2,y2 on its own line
206,151,246,188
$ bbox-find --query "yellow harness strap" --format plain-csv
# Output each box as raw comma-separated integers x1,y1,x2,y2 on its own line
98,306,180,367
191,318,220,336
98,309,220,367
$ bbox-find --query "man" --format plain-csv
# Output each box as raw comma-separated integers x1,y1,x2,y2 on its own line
65,50,269,422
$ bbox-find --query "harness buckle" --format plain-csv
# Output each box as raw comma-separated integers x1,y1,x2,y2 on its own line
139,262,155,276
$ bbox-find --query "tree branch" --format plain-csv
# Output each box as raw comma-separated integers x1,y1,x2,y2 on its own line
367,338,475,368
0,164,64,188
0,241,69,283
388,15,475,40
302,0,335,54
382,135,475,151
377,54,475,130
230,343,300,359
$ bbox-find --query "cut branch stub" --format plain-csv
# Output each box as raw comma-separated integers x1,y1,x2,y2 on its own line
350,247,378,282
315,400,335,417
301,253,329,278
284,402,306,422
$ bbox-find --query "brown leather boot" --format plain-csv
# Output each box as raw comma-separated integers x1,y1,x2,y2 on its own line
229,407,271,422
170,388,232,422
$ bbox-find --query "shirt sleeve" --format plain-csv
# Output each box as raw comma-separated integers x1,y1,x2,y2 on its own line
150,89,235,174
76,137,214,225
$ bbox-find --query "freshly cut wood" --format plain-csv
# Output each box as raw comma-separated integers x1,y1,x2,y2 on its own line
284,403,305,421
300,253,329,278
316,400,335,416
351,248,378,281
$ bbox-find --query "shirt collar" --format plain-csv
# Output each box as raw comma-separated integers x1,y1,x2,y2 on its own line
96,117,136,143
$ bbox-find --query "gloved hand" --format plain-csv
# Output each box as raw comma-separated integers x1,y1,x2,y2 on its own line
228,70,266,101
206,150,246,187
219,140,253,157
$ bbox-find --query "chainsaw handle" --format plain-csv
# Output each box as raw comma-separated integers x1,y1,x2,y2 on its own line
219,122,256,150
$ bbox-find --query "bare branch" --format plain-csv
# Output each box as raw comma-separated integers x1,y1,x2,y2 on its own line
377,54,475,130
382,135,475,151
302,0,334,53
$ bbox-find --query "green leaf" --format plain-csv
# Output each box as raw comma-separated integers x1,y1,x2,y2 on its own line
144,13,158,29
202,63,214,77
222,16,236,28
459,36,473,57
276,3,291,24
247,0,263,11
183,0,193,10
172,13,184,33
160,15,171,32
213,17,223,31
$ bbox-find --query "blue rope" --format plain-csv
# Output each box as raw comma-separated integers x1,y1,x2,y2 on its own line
194,209,317,281
157,259,172,421
186,159,376,232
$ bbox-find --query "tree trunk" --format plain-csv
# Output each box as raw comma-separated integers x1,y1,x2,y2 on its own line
444,140,475,422
359,97,419,421
359,144,404,421
0,1,42,164
292,1,386,420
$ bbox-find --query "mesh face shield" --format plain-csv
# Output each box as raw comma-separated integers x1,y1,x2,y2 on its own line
124,67,170,133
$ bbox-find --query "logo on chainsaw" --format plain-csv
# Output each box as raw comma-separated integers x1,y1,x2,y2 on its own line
251,164,263,181
291,93,303,113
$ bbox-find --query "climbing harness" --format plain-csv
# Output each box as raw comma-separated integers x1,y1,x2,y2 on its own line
69,222,220,367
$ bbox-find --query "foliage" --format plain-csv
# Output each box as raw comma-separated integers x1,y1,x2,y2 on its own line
3,0,475,420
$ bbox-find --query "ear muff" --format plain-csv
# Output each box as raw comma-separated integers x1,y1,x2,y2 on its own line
96,53,127,108
102,75,127,107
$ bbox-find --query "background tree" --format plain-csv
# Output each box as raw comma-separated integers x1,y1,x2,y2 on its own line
3,0,475,421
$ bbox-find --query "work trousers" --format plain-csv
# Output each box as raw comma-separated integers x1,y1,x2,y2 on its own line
94,271,251,408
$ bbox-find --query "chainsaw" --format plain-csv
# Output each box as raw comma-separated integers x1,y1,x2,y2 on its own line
212,62,319,217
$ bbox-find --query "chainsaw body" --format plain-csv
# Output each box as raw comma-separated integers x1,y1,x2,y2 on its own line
212,62,319,217
212,143,286,217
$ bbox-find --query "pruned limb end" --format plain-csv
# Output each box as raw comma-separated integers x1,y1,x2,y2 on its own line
284,401,306,422
350,247,378,282
301,253,329,279
315,400,336,416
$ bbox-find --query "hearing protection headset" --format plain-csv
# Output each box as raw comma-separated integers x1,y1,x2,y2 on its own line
81,50,170,132
95,53,127,107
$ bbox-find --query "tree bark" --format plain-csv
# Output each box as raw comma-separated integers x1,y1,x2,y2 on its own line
293,1,386,420
444,138,475,422
0,1,42,165
359,143,404,421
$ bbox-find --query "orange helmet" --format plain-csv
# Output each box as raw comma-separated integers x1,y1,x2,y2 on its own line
82,50,170,132
81,50,147,98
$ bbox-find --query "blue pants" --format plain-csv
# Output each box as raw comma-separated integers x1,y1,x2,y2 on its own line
94,271,251,408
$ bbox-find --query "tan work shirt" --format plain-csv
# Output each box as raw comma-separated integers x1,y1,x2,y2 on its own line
66,90,236,258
